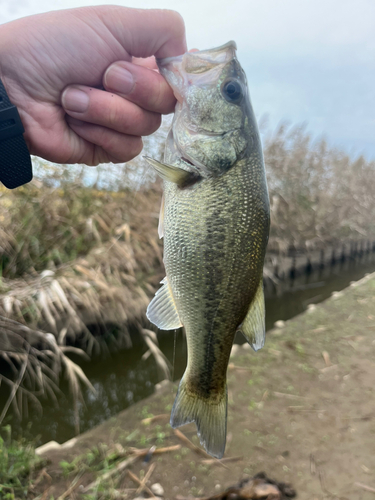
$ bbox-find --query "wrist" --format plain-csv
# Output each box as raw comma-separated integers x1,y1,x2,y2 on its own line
0,79,33,189
0,25,33,189
0,19,30,103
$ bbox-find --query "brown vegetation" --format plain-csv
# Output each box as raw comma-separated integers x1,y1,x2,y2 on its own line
0,315,94,432
0,161,166,423
265,122,375,251
0,183,163,334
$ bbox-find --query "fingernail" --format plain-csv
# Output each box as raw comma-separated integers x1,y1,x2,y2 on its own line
104,65,134,94
62,87,89,113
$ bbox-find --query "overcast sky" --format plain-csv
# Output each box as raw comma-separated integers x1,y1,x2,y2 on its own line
2,0,374,160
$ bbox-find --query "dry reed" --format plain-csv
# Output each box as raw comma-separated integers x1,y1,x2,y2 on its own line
264,122,375,251
0,315,94,427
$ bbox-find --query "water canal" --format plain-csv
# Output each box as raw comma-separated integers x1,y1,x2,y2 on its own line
3,254,375,446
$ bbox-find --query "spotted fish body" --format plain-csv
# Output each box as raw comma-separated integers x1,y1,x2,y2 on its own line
145,42,270,458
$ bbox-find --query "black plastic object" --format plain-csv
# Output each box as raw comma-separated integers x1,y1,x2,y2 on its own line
0,79,32,189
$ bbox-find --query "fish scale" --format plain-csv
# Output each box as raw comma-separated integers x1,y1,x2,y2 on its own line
164,156,267,382
145,41,270,458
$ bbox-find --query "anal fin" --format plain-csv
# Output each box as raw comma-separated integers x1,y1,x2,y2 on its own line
146,277,183,330
238,277,266,351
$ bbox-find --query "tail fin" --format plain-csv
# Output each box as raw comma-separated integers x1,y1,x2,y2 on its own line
170,376,227,459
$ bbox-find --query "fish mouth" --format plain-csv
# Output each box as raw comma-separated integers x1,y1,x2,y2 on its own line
157,41,237,66
187,40,237,57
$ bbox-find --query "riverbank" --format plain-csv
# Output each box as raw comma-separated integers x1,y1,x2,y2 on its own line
29,272,375,500
2,174,375,437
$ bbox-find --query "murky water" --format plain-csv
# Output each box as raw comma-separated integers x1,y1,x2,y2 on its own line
3,256,375,446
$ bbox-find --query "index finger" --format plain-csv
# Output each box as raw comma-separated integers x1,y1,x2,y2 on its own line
94,7,187,59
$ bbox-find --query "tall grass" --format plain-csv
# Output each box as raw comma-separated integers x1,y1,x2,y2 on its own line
264,122,375,249
0,179,162,279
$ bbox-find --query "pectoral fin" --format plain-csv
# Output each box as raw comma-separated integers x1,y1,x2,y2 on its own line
146,277,183,330
238,278,265,351
144,157,199,188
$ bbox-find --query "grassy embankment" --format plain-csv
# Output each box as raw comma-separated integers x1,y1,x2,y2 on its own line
4,272,375,499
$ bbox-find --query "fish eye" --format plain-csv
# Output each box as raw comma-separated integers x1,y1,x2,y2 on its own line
221,79,243,104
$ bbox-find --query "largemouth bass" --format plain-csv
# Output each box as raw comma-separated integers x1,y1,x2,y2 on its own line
145,42,270,458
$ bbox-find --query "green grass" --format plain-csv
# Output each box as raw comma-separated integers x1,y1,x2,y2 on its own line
0,426,41,499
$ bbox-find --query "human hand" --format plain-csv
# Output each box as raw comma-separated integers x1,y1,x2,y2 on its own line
0,6,186,165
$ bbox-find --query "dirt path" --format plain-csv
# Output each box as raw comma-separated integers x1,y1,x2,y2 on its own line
36,273,375,499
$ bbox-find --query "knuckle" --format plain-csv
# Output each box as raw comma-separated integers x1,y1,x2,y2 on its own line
133,137,144,156
122,137,143,162
164,10,186,34
148,80,175,115
96,127,111,149
143,112,162,136
107,104,122,129
93,127,143,162
156,9,186,57
152,82,168,112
